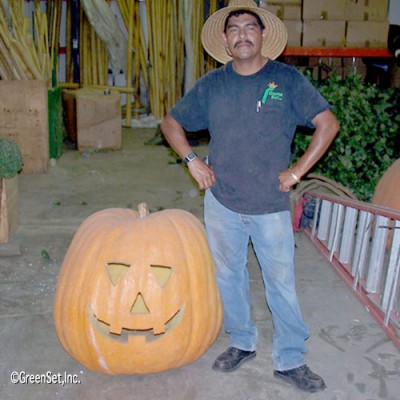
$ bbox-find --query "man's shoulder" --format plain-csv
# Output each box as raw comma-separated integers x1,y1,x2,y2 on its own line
269,59,301,75
267,60,312,87
200,63,230,81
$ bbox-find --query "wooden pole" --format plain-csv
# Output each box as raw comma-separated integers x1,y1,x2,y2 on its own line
124,0,135,127
206,0,218,72
133,0,141,119
60,82,136,94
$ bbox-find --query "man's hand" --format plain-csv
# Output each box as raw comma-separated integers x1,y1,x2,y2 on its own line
187,158,216,190
278,169,300,192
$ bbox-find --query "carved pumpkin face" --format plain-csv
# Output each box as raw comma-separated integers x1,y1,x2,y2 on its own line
53,206,222,375
89,232,187,342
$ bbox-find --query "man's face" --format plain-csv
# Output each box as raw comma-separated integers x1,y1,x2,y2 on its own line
222,13,266,61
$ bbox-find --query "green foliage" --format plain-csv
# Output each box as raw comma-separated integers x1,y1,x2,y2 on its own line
0,138,23,179
292,72,400,201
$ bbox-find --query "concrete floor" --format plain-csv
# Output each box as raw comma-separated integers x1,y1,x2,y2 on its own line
0,127,399,400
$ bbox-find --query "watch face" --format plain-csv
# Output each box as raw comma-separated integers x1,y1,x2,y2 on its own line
184,152,197,166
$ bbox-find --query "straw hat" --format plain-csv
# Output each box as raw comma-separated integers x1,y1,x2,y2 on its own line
201,0,288,64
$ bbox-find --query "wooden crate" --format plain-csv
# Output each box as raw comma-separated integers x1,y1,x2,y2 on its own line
0,176,19,243
0,80,49,173
75,88,122,151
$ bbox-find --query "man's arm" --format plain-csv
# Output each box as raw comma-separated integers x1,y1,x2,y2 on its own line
278,109,340,192
160,113,216,190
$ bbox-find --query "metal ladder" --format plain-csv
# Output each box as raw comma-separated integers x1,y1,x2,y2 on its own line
302,191,400,348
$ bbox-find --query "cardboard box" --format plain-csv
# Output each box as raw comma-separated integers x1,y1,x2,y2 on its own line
75,88,122,151
260,1,301,20
0,81,49,173
346,0,389,22
284,20,302,46
346,21,390,48
260,0,301,5
303,20,346,47
303,0,346,20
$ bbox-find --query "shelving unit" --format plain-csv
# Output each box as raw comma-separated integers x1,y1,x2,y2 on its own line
281,47,394,83
283,47,392,58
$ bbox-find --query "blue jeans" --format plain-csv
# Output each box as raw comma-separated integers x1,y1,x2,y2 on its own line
204,190,309,371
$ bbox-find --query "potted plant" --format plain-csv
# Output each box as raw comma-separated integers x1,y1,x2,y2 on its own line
0,137,23,243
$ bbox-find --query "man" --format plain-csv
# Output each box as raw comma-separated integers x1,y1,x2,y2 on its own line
161,0,339,393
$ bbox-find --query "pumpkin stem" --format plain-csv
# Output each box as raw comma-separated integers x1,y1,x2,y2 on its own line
137,202,149,218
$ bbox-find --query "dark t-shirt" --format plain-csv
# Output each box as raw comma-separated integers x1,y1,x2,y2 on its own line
170,60,330,214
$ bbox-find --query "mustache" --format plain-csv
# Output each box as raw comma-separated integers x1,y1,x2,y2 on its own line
234,40,253,49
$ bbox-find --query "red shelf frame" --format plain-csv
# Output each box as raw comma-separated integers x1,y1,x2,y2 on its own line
282,47,392,58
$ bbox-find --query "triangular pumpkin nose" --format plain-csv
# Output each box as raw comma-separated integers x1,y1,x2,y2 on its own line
130,293,150,314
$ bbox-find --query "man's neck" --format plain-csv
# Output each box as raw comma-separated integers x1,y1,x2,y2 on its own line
232,56,269,76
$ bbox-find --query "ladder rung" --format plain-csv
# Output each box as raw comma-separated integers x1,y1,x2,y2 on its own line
352,211,373,287
311,198,321,238
366,215,390,293
338,207,358,264
329,204,345,261
382,220,400,312
317,200,332,241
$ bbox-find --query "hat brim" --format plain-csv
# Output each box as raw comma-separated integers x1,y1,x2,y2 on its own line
201,4,288,64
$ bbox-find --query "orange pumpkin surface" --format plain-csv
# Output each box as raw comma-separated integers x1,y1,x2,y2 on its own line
372,159,400,249
53,205,222,375
372,159,400,210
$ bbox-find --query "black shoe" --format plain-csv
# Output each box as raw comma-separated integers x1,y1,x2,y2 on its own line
212,347,256,372
274,364,327,393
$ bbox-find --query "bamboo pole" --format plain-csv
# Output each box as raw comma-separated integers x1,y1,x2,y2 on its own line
97,35,103,85
133,0,141,119
206,0,218,72
90,26,98,84
0,35,18,79
0,2,40,80
124,0,135,127
138,17,149,99
116,0,149,113
0,25,23,79
175,0,184,102
50,0,62,85
190,0,205,81
0,58,12,80
60,82,136,94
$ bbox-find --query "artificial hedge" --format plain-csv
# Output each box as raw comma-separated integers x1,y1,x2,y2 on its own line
0,137,23,179
292,72,400,201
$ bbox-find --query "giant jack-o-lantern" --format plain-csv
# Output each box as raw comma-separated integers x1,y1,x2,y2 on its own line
53,204,222,375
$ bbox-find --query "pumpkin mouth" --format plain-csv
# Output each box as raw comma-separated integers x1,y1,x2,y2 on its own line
89,305,185,343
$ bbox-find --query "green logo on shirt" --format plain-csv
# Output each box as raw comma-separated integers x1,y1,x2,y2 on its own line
261,82,283,104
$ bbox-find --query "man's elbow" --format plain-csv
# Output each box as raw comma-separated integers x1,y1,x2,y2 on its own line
319,109,340,139
331,113,340,137
160,113,172,134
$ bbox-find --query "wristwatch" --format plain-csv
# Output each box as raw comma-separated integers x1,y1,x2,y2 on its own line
183,151,197,166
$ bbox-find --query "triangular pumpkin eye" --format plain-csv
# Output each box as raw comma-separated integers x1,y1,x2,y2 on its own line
106,263,131,286
150,265,172,287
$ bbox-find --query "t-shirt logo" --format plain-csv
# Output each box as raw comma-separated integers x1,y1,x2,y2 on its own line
261,82,284,104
